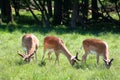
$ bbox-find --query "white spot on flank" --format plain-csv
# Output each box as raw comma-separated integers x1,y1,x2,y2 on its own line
47,49,54,52
90,50,97,54
23,47,27,52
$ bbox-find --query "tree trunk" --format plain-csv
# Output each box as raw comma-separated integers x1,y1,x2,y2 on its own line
12,0,20,16
53,0,62,25
38,0,50,27
71,0,79,28
25,0,40,24
114,2,120,20
1,0,13,23
46,0,52,18
0,11,1,25
92,0,98,20
82,0,89,21
63,0,72,24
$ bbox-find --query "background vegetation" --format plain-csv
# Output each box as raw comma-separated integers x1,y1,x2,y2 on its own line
0,0,120,29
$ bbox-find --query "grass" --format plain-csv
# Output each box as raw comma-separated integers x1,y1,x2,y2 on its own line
0,25,120,80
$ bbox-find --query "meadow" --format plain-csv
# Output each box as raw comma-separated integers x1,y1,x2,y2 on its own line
0,24,120,80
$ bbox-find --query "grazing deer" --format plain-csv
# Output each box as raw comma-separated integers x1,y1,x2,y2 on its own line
82,38,114,69
42,36,79,66
18,34,39,62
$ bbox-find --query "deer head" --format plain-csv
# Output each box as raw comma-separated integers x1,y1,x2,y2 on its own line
70,52,80,66
17,51,34,62
103,58,114,69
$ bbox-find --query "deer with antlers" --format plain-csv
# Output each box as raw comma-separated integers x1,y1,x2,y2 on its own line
18,34,39,62
82,38,114,68
42,36,80,66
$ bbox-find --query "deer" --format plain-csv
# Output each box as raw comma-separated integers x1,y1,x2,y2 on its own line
42,36,80,66
18,34,39,62
81,38,114,69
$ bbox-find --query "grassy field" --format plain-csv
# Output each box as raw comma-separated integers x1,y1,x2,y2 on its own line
0,25,120,80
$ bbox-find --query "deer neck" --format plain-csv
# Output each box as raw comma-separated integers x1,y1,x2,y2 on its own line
103,48,110,62
60,44,72,63
104,54,110,62
103,42,110,62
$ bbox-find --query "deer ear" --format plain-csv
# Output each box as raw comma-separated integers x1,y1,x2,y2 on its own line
17,51,24,58
75,52,80,61
76,52,79,57
103,59,107,64
109,58,114,64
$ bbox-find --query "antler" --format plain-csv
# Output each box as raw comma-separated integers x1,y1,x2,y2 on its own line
17,51,24,58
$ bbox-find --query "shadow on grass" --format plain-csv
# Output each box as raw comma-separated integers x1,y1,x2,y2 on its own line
0,22,120,35
73,62,107,70
0,13,120,36
15,59,28,66
73,62,89,69
0,12,120,34
15,58,47,66
38,61,46,67
14,15,38,25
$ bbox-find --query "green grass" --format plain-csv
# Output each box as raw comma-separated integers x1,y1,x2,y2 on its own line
0,25,120,80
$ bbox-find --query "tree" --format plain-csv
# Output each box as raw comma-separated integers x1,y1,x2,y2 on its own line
92,0,99,20
1,0,13,23
46,0,52,18
109,0,120,20
81,0,89,21
63,0,72,24
12,0,20,16
71,0,79,28
53,0,62,25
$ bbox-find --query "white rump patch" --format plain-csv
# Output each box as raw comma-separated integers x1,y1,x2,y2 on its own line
90,50,97,54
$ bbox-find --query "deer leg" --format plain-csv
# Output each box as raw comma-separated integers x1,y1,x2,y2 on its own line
54,52,59,65
82,47,89,62
35,46,38,63
35,52,37,63
82,53,88,62
42,49,46,61
96,54,99,64
48,51,52,61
